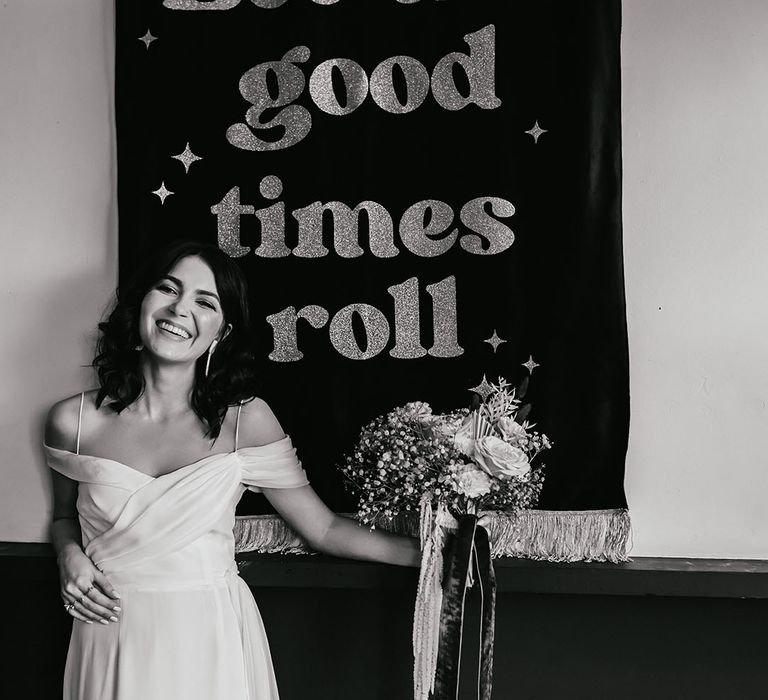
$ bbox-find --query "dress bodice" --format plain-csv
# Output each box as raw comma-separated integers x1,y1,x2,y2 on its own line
44,437,308,589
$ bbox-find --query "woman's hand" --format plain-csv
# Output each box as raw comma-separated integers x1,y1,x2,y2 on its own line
58,545,121,625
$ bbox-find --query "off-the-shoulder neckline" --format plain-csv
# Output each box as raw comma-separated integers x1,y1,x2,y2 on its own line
43,436,291,481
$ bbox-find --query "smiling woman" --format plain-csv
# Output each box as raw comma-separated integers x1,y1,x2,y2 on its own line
91,241,260,440
44,240,420,700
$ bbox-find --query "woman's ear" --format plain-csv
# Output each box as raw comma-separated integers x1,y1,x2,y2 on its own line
219,323,233,342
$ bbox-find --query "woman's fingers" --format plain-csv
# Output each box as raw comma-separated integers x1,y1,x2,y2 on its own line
62,580,120,623
87,579,122,617
94,570,120,601
63,580,89,604
76,592,120,623
66,606,94,624
62,562,121,621
63,596,103,623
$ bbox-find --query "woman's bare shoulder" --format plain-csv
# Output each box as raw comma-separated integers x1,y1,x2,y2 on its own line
236,397,286,448
45,390,97,451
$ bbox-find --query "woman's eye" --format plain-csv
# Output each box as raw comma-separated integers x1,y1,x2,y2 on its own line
157,284,176,294
197,299,216,310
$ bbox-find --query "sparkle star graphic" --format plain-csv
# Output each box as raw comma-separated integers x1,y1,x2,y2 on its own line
525,120,548,144
468,374,495,401
172,143,203,173
152,182,174,204
522,355,540,374
484,330,507,353
138,30,158,49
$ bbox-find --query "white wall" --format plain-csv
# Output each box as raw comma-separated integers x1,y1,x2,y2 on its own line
1,0,766,558
622,0,768,557
0,1,117,541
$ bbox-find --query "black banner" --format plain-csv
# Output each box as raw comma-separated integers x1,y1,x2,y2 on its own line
116,0,628,515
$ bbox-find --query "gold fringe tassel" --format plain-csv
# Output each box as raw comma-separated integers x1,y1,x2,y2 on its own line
234,509,631,563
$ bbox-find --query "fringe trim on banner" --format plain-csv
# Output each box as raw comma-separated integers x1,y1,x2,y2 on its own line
234,509,631,563
233,514,310,554
483,509,631,563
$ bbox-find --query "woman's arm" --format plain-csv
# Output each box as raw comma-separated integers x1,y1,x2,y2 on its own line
263,485,421,567
47,397,87,561
50,470,85,564
238,398,421,567
46,397,122,624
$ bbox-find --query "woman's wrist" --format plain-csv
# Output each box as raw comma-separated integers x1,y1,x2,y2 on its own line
56,541,84,562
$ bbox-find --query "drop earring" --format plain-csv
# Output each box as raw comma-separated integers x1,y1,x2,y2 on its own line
205,339,219,378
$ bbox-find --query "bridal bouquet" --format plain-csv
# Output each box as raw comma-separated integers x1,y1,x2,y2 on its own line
340,376,553,700
340,376,551,526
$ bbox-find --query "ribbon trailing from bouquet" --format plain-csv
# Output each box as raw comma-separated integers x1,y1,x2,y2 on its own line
434,514,496,700
413,494,455,700
413,497,497,700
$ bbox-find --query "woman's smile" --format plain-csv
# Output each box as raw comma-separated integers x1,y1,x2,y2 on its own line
156,320,193,340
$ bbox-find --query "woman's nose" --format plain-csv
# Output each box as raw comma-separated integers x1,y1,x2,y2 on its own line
168,295,191,316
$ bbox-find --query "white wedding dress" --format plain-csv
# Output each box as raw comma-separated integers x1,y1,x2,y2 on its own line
44,404,308,700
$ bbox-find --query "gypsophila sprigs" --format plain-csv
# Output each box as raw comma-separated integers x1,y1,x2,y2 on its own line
339,378,552,526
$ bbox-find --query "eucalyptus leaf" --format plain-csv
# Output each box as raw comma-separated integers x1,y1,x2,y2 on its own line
516,403,532,422
517,375,529,400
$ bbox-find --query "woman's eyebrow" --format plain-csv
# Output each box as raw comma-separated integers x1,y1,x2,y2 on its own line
164,275,220,301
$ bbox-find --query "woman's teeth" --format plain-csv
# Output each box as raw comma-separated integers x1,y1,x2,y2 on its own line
157,321,191,339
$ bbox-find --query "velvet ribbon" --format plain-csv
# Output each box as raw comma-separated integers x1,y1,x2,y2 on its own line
434,515,496,700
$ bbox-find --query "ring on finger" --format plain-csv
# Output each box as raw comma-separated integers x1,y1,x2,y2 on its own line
85,584,95,596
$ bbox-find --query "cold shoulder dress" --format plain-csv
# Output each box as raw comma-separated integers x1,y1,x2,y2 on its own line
44,401,309,700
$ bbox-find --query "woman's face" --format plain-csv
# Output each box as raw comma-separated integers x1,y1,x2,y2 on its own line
138,255,227,365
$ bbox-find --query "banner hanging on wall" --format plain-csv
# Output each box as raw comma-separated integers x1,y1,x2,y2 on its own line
116,0,629,558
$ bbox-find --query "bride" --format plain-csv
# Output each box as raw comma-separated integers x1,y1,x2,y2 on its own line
45,240,420,699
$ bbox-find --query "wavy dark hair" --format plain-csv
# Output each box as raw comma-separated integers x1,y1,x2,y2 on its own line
93,240,260,438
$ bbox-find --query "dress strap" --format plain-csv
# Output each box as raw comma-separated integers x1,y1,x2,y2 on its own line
234,402,243,452
76,392,85,455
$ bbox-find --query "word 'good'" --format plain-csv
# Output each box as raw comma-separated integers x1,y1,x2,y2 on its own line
213,177,515,259
226,25,499,151
267,276,462,361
